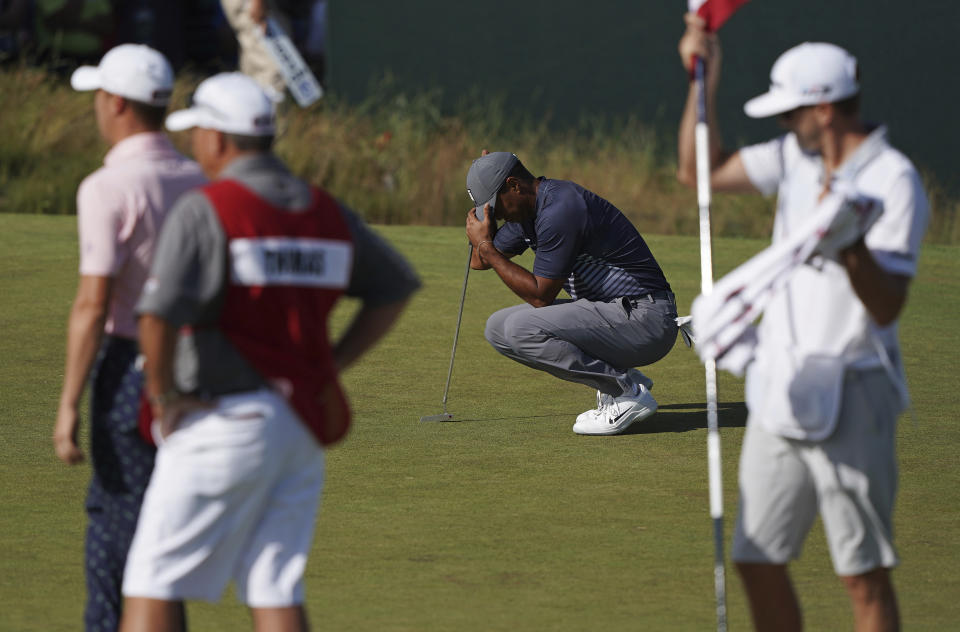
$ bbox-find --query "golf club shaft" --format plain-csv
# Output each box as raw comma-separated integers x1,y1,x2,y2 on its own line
439,243,474,410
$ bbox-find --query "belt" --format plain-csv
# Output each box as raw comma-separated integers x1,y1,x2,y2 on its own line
625,290,674,305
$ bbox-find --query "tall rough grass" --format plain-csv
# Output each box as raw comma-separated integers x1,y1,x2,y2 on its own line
277,82,779,238
1,66,956,243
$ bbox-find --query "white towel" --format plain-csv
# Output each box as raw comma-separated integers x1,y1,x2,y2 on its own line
691,185,882,376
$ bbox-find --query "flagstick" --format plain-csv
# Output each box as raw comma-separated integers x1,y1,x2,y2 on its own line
694,55,728,632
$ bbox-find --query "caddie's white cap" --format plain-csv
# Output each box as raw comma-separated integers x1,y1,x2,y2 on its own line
744,42,859,118
70,44,174,106
165,72,276,136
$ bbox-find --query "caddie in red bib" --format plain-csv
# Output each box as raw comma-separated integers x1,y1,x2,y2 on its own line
209,179,354,446
120,72,420,631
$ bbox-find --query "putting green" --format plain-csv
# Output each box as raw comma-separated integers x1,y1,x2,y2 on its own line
1,216,956,630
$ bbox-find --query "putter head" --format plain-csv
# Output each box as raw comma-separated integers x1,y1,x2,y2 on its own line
474,205,484,222
419,413,455,422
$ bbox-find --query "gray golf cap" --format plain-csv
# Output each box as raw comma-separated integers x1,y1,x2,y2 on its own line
466,152,519,221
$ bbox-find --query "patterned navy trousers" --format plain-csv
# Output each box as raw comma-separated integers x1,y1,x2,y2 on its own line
84,336,155,632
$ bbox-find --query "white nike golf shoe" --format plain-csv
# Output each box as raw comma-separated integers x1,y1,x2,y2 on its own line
573,384,658,435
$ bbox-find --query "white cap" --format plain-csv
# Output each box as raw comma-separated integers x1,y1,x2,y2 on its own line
165,72,276,136
70,44,174,106
744,42,859,118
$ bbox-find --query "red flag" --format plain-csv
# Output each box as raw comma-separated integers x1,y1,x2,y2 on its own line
689,0,750,31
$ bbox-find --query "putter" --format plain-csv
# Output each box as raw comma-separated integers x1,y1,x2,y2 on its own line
419,241,475,422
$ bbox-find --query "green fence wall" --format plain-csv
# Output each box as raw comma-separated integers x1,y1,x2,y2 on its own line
326,1,956,190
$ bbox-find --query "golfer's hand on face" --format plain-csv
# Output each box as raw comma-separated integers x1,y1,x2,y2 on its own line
53,405,85,465
466,204,495,254
678,13,721,76
468,149,494,262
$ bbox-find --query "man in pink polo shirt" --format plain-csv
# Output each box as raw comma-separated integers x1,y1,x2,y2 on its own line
52,44,206,632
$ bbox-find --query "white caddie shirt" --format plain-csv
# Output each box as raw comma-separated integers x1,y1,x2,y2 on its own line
737,126,929,440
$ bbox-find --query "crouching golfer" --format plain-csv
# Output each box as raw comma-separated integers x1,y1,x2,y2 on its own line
119,72,419,632
465,152,678,435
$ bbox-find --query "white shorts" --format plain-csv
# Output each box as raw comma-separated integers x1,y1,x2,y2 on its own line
123,389,325,607
732,369,900,577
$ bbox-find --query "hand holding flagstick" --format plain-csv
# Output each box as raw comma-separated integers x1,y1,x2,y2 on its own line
679,13,722,80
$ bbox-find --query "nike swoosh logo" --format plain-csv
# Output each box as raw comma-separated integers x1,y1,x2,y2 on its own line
611,404,651,425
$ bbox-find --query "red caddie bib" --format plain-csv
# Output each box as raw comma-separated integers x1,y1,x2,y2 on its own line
203,178,354,446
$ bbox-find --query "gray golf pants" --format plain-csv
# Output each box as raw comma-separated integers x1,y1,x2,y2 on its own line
484,293,678,397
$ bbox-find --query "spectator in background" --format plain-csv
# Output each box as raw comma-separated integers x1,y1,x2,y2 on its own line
219,0,315,101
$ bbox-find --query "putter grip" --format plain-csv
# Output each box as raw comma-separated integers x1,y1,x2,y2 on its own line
474,205,484,222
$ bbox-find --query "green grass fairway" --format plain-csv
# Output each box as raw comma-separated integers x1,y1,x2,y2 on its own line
1,214,957,630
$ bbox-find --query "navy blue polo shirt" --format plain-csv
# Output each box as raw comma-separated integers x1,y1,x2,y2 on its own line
493,178,670,301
